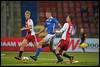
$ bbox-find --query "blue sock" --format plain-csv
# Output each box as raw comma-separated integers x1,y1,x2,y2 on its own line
35,48,42,58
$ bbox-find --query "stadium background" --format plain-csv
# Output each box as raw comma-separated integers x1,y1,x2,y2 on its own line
1,1,99,37
1,1,99,66
1,1,99,52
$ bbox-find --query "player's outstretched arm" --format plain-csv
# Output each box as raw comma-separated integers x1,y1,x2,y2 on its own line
20,25,32,31
58,23,62,28
55,23,68,34
35,27,45,35
55,30,62,34
20,27,29,31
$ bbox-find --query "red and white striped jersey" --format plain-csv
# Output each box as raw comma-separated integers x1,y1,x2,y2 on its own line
25,19,35,35
59,22,73,40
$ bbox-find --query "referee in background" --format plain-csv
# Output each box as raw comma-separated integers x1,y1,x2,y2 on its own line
79,27,87,52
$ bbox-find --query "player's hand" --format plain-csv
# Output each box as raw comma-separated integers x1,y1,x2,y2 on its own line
35,33,39,36
20,28,25,31
20,27,27,31
55,30,61,33
53,29,57,33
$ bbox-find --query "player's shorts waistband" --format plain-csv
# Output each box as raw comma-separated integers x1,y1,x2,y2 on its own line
48,34,55,36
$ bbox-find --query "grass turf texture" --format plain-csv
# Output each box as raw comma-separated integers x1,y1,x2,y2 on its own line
1,51,99,66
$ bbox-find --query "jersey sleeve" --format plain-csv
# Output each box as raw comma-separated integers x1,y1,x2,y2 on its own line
52,18,58,24
60,23,69,33
44,21,47,27
28,19,33,26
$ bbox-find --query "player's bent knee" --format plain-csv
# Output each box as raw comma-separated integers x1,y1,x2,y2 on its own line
21,40,27,47
36,44,42,48
62,51,65,56
55,48,60,54
57,47,61,51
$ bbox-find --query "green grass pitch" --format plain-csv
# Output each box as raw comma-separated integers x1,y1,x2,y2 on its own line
1,51,99,66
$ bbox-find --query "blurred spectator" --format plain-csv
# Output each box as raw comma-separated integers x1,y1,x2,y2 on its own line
80,3,88,14
88,16,96,23
93,1,99,13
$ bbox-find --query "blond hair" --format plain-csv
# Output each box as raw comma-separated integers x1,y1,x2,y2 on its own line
25,10,31,15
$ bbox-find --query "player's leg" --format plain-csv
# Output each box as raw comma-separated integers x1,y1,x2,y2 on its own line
49,36,62,62
30,34,54,61
15,34,32,60
80,39,85,52
30,39,45,61
49,39,58,59
14,39,28,60
62,40,74,63
39,34,62,62
62,51,74,64
55,40,65,63
55,47,63,63
31,35,38,48
82,47,85,52
19,39,27,57
48,34,59,60
33,34,54,59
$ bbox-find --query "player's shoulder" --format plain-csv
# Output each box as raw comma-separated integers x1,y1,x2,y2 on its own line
51,17,57,20
28,19,33,23
51,17,58,23
50,17,55,20
65,23,72,26
64,23,68,26
29,18,33,21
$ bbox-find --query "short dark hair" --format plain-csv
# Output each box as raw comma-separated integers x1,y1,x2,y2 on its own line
46,11,52,14
69,15,73,21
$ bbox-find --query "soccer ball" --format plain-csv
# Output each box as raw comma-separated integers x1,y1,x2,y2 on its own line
22,57,29,63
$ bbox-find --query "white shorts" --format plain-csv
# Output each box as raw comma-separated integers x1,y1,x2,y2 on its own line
43,34,55,44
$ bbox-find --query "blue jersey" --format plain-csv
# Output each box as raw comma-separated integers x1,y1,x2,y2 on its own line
44,17,58,34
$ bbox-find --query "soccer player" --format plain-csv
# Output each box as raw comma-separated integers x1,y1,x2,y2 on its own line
14,10,38,60
30,11,61,61
79,28,87,52
54,15,74,63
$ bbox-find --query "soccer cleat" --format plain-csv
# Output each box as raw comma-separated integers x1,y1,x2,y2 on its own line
30,56,37,61
69,56,74,64
56,58,63,64
14,56,21,60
